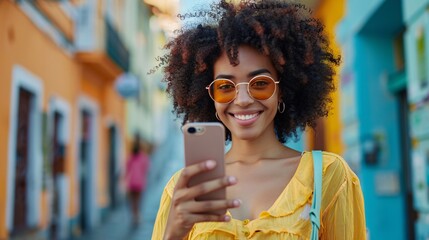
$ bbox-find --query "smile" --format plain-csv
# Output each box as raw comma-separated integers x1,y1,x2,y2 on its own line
234,113,259,120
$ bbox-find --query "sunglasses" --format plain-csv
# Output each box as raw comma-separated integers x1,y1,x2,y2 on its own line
206,75,280,104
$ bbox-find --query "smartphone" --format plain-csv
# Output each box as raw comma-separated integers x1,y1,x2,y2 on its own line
183,122,226,214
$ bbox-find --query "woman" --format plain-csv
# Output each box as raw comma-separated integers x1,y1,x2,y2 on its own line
153,1,366,239
125,135,150,227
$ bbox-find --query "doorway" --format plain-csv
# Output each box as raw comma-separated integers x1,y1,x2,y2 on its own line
108,125,119,209
49,111,66,240
12,88,33,235
7,66,43,236
47,97,71,240
397,89,417,239
75,96,99,235
79,110,91,233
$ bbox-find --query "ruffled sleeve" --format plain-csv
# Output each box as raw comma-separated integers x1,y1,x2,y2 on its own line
151,170,182,240
319,154,367,240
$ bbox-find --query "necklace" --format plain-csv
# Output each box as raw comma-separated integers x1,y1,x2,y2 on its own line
225,159,263,165
225,152,304,165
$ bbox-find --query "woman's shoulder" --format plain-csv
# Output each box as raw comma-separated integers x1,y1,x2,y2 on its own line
299,151,358,184
320,151,357,180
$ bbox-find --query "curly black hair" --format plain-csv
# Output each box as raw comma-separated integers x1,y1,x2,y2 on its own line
163,0,340,143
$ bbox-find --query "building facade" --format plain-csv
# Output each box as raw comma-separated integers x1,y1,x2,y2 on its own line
0,0,131,239
122,0,179,147
337,0,429,239
312,0,345,154
403,0,429,238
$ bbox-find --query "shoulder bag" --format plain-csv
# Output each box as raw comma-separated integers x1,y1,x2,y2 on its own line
310,150,323,240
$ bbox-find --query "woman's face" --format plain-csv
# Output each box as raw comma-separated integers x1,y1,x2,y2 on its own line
212,45,280,141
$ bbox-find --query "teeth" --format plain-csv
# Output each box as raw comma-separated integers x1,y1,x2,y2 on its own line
234,113,258,120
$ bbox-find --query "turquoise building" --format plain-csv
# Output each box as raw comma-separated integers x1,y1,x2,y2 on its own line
337,0,429,239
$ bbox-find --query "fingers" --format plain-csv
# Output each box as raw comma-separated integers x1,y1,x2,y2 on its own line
173,175,237,204
169,160,240,232
175,213,232,230
189,213,232,224
171,199,239,232
176,160,217,189
179,198,241,214
186,176,237,199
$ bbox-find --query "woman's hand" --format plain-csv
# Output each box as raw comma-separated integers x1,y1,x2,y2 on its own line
163,160,240,240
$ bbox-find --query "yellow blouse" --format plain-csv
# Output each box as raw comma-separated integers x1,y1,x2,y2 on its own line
152,151,366,240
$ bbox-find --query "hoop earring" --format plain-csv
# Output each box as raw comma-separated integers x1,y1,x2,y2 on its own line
278,101,285,114
215,112,220,121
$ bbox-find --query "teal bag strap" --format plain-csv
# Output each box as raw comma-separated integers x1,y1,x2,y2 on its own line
310,150,323,240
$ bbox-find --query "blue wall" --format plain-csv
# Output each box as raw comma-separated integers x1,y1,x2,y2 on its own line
355,35,406,240
337,0,407,239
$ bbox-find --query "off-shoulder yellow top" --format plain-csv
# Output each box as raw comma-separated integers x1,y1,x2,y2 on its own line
152,151,366,239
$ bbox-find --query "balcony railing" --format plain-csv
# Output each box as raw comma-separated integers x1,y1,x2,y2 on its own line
105,17,129,72
75,5,130,79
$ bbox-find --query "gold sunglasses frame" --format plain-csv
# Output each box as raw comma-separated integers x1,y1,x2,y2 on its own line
206,75,280,104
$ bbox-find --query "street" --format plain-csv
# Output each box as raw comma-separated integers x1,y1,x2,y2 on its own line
76,119,184,240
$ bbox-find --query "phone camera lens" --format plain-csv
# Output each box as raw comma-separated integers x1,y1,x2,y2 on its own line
188,127,196,134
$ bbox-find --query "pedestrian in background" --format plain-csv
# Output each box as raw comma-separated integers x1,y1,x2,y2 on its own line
125,134,150,227
152,0,366,239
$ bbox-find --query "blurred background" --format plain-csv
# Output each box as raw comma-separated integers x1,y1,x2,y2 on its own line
0,0,428,239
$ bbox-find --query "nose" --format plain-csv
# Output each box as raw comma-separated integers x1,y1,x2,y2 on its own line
234,83,254,106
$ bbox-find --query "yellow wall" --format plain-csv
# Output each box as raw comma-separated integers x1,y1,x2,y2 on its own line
313,0,345,154
0,2,79,237
0,1,126,238
34,0,74,41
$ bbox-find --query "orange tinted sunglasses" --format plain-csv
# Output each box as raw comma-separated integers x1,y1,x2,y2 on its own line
206,75,279,104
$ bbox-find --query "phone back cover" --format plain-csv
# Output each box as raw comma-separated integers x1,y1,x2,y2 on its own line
183,122,226,206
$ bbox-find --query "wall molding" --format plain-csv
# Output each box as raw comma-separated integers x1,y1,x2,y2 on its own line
7,65,44,230
75,95,100,229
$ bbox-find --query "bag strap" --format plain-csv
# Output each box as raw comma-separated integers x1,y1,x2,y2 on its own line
310,150,323,240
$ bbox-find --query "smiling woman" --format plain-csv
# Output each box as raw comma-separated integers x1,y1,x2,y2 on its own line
212,46,280,141
152,1,367,239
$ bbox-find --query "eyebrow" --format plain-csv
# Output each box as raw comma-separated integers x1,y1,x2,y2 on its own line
214,68,272,80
